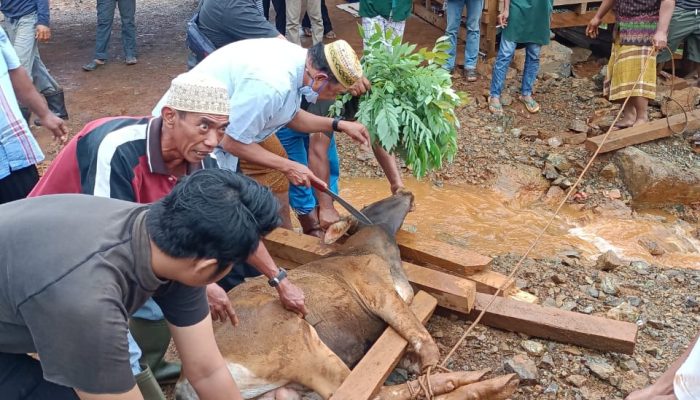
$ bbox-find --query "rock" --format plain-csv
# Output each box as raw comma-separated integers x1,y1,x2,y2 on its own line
538,129,558,140
551,274,566,284
596,250,627,271
432,330,444,338
600,163,619,180
385,367,409,385
581,305,594,314
685,296,699,309
661,86,700,116
566,374,587,387
619,359,639,372
571,47,593,64
615,147,700,206
592,65,607,89
562,132,588,145
569,119,589,133
545,186,565,202
587,287,600,298
647,319,665,329
607,188,622,199
540,354,555,369
356,151,374,161
627,296,642,307
586,357,615,381
616,371,649,395
547,137,563,148
580,387,606,400
593,199,633,218
561,301,577,311
543,382,559,394
543,162,560,180
521,340,546,356
501,93,513,106
607,302,638,322
513,40,573,77
630,260,651,275
491,164,550,203
600,275,619,294
546,153,572,172
638,237,666,256
645,347,661,357
504,354,539,385
511,128,522,138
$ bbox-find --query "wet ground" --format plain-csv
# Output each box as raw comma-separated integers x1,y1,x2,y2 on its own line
23,0,700,399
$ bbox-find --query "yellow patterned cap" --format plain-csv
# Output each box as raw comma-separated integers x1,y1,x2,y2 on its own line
323,40,363,88
164,73,229,115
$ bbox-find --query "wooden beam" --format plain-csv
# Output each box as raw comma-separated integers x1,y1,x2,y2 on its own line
395,230,491,274
585,109,700,153
264,229,476,314
470,293,637,354
330,291,438,400
467,270,516,296
550,10,615,29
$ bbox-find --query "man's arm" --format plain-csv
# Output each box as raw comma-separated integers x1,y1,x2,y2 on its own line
8,66,67,141
371,144,404,194
586,0,614,38
245,242,308,316
308,133,338,228
35,0,51,41
287,110,370,147
654,0,675,49
170,315,243,400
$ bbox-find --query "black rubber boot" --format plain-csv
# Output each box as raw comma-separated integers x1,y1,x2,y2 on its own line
129,318,182,384
34,90,68,126
135,364,167,400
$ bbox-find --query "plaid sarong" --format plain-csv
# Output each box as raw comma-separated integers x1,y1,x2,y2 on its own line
604,41,657,101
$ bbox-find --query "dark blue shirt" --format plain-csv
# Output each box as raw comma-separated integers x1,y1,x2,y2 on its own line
0,0,50,27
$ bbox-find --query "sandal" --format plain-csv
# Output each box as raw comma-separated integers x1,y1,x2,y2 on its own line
519,95,540,113
324,31,337,39
488,97,504,116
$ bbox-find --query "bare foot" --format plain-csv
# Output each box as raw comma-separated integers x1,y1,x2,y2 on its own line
435,374,519,400
632,117,649,127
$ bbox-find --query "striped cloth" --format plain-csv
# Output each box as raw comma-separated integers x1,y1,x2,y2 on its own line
604,41,657,101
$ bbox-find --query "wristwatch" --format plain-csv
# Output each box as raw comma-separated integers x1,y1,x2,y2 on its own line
332,116,342,132
268,268,288,287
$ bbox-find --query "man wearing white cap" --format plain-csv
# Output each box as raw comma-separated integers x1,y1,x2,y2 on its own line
30,72,308,399
152,39,402,230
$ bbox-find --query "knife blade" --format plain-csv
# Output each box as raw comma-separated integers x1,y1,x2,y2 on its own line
311,181,373,225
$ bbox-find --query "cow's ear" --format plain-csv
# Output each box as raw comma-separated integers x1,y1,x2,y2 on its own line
323,218,354,244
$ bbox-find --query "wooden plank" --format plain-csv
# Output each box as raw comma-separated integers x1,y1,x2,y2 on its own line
484,0,499,57
585,109,700,153
467,270,516,295
395,230,491,274
550,10,615,29
264,229,476,314
470,293,638,354
330,291,438,400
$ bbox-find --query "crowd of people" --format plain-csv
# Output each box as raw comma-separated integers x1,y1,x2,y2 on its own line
0,0,698,399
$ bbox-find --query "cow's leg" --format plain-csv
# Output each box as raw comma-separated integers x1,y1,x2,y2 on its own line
353,273,440,370
373,370,490,400
281,321,351,399
434,374,519,400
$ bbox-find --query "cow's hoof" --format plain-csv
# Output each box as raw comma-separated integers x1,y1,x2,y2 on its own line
435,373,519,400
373,370,491,400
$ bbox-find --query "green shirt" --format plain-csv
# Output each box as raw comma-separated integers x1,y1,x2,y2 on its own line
359,0,412,21
502,0,554,46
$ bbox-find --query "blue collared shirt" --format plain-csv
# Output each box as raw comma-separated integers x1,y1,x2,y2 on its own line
0,0,50,26
0,26,43,180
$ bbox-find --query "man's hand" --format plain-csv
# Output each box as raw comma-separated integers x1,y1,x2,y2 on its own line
498,11,509,27
276,279,307,317
337,120,370,147
37,113,68,143
348,76,371,97
318,205,340,230
206,283,238,326
283,160,327,189
653,30,668,50
35,25,51,42
586,16,601,38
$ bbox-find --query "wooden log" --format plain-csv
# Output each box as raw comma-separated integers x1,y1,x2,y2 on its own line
264,229,476,313
395,230,491,274
330,291,438,400
585,109,700,153
470,293,637,354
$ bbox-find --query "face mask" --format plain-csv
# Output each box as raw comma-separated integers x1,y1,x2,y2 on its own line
300,78,328,104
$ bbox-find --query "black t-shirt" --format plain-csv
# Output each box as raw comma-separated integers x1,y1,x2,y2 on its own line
0,195,209,394
677,0,700,10
198,0,280,49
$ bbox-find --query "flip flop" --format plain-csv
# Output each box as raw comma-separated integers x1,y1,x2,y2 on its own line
519,96,540,113
488,97,504,116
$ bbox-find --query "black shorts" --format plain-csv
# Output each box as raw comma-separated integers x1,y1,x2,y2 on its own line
0,353,79,400
0,165,39,205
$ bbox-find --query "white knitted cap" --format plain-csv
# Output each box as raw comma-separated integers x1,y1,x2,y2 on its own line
164,73,229,115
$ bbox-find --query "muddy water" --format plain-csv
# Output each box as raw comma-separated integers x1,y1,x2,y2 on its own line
337,177,700,269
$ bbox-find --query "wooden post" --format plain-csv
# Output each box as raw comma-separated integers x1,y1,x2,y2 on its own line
484,0,499,58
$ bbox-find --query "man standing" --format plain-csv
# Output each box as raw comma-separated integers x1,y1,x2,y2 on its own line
0,169,280,400
444,0,483,81
656,0,700,82
82,0,137,70
32,72,307,399
0,26,66,204
1,0,69,123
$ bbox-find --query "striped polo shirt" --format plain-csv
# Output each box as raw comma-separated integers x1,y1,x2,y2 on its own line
30,116,217,202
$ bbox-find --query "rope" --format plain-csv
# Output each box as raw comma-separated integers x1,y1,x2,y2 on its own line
439,45,670,370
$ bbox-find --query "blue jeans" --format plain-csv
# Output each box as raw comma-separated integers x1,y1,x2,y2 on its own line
127,298,163,375
94,0,136,60
2,12,60,94
489,38,541,98
276,127,339,215
445,0,483,71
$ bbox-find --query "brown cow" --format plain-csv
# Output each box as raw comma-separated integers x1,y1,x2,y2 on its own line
175,192,518,400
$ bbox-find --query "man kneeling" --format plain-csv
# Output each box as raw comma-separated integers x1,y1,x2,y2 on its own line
0,169,280,400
